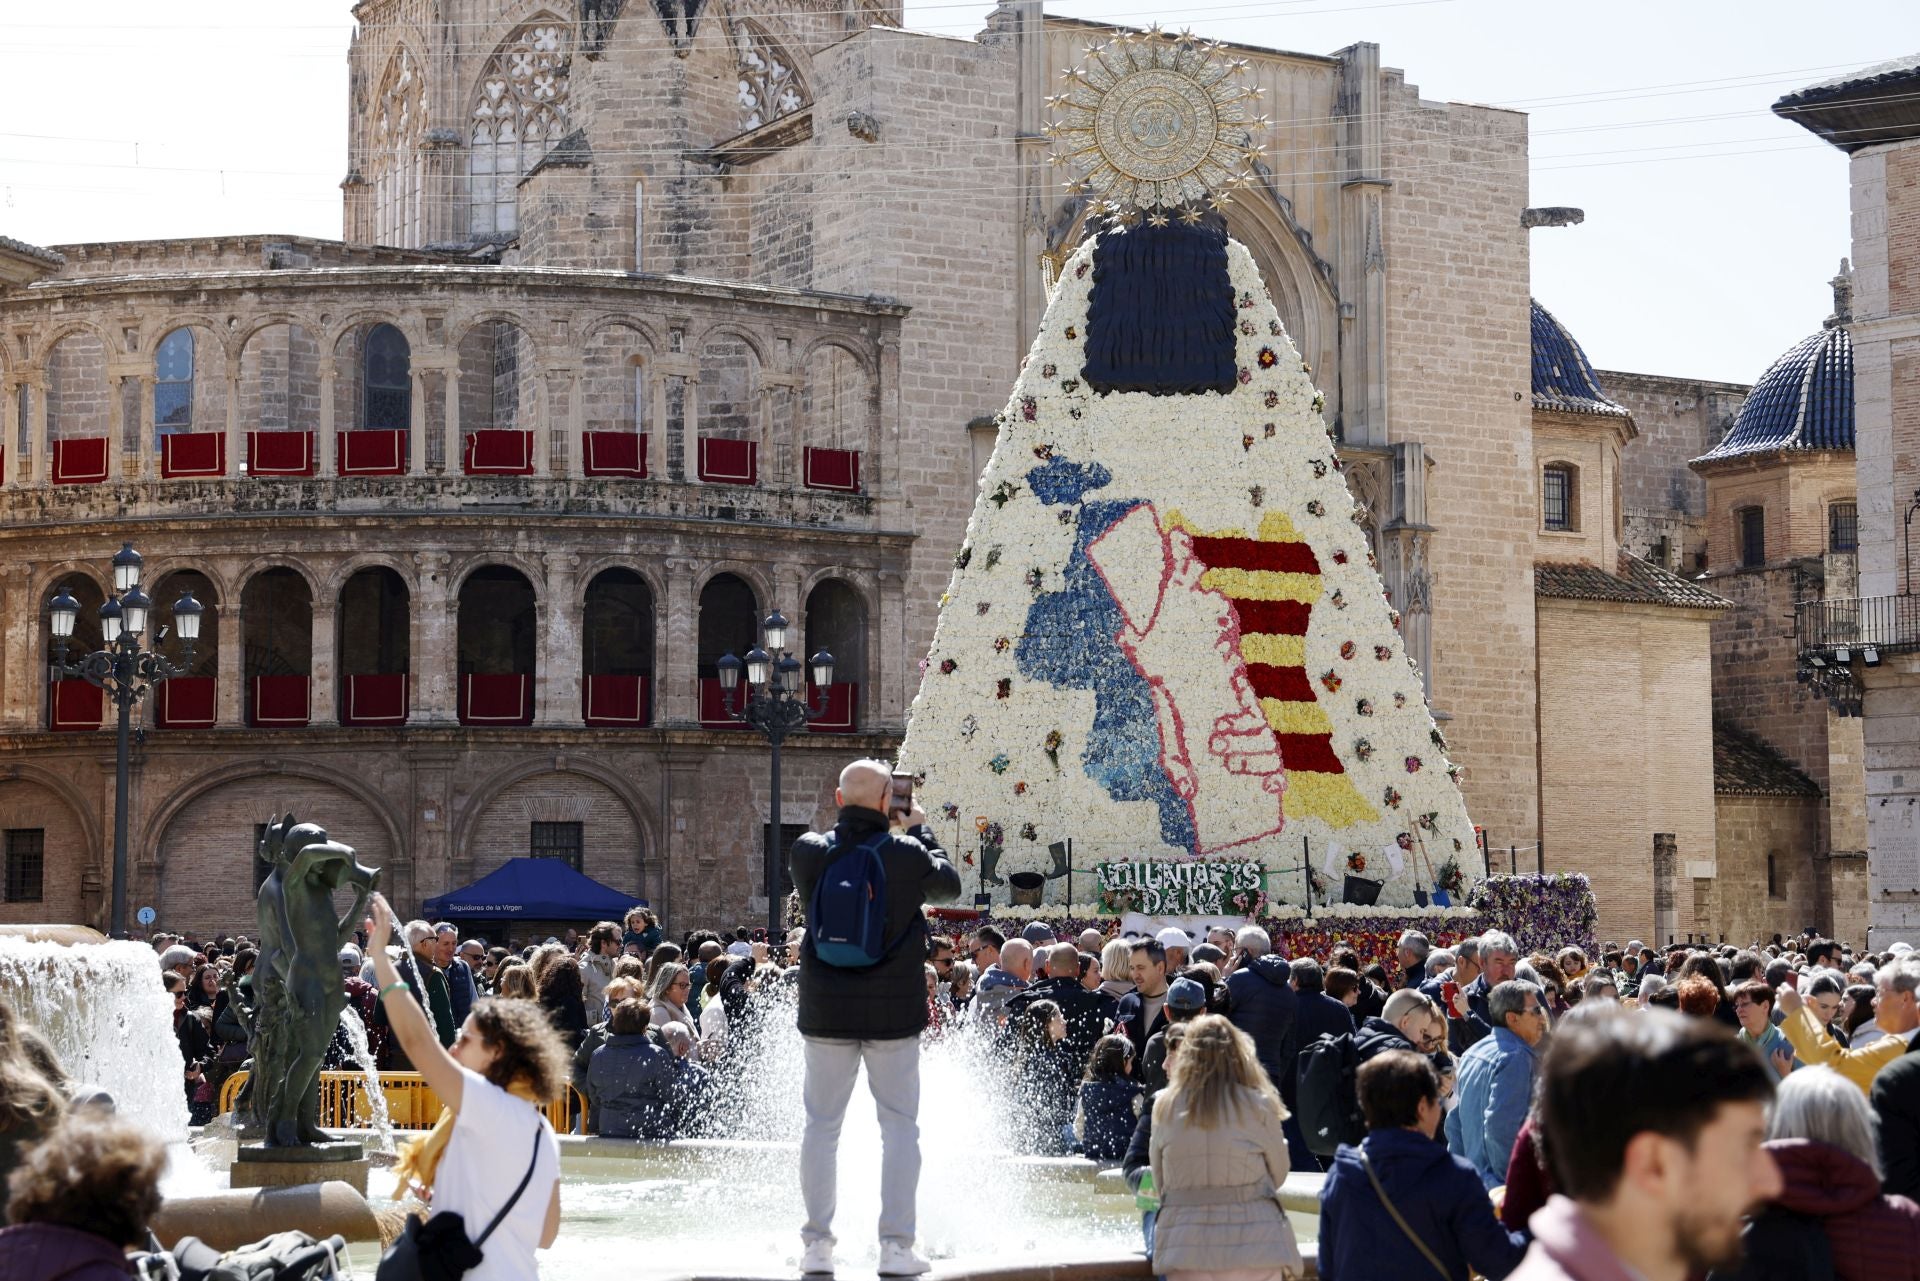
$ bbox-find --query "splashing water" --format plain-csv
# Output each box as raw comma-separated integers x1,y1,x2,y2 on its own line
338,1005,394,1154
0,936,190,1142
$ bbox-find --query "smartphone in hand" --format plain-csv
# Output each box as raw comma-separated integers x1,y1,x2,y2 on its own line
888,770,914,821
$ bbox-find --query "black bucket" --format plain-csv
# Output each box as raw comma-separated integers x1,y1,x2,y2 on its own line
1008,871,1046,907
1343,875,1383,907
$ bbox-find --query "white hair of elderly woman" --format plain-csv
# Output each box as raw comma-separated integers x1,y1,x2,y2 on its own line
1770,1064,1881,1177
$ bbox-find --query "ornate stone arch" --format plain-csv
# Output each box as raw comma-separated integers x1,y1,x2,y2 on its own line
323,312,417,357
369,41,430,247
694,560,773,610
449,553,548,600
232,311,327,357
142,314,234,366
466,13,574,239
324,552,422,602
450,311,549,366
731,18,809,133
581,315,662,353
449,755,657,892
33,320,115,368
798,335,877,379
138,759,408,882
229,556,326,605
573,557,667,609
1223,193,1338,393
691,323,770,370
799,564,876,601
136,558,230,610
0,762,104,882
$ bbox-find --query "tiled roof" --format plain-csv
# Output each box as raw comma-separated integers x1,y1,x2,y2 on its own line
1774,57,1920,153
1535,554,1732,611
0,234,64,267
1713,721,1822,797
1531,299,1629,418
1694,326,1852,464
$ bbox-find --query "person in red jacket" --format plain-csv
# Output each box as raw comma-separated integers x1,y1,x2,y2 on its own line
1712,1064,1920,1281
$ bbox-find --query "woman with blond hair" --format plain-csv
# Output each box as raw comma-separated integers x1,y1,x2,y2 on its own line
1149,1013,1302,1281
367,894,569,1279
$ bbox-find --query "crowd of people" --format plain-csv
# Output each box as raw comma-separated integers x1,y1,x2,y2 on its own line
5,753,1920,1279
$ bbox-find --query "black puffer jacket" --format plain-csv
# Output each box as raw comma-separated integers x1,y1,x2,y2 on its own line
1225,954,1300,1098
788,805,960,1041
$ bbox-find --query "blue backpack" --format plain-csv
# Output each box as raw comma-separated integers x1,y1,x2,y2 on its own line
808,829,911,969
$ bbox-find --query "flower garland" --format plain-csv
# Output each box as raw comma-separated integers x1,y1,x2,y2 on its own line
897,226,1478,909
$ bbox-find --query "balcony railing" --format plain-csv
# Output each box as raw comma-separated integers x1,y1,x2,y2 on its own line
1796,594,1920,659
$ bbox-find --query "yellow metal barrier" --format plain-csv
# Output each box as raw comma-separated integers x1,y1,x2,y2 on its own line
217,1070,582,1132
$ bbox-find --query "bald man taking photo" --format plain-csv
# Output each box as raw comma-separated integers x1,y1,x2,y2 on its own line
789,758,961,1278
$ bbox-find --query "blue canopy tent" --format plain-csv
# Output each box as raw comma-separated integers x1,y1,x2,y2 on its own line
423,858,644,922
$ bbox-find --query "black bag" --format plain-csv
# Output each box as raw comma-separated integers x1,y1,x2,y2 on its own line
1296,1031,1363,1158
376,1122,544,1281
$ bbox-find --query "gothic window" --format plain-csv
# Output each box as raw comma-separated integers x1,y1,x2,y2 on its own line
530,820,583,871
1829,501,1858,554
363,324,411,430
469,22,573,238
372,48,427,247
735,22,806,133
155,328,195,436
1542,463,1576,532
1738,506,1766,568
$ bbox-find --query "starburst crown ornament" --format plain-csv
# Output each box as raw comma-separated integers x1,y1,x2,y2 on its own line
1045,27,1268,215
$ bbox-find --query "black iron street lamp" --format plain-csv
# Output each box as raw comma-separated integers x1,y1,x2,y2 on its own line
715,609,834,937
49,542,203,938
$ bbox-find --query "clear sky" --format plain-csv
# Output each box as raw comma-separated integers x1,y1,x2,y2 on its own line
2,1,1916,383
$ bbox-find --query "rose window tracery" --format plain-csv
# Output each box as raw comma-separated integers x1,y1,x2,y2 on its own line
373,47,427,246
735,22,806,133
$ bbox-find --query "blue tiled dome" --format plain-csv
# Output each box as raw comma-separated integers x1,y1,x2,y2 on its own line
1696,325,1853,463
1531,300,1627,417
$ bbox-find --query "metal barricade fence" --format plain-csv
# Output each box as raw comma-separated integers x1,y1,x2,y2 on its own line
217,1069,582,1132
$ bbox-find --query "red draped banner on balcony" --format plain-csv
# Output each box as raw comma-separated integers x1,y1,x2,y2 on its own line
583,432,647,478
155,677,216,729
802,447,862,493
460,674,532,725
698,679,748,729
338,429,406,477
342,674,408,726
249,675,311,728
584,675,651,726
464,430,535,476
806,683,858,733
51,438,109,485
49,680,102,731
160,432,225,478
247,431,315,477
696,437,757,486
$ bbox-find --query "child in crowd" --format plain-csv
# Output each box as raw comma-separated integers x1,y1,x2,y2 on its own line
1074,1033,1142,1163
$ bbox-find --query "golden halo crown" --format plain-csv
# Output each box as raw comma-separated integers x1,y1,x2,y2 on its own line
1045,28,1269,218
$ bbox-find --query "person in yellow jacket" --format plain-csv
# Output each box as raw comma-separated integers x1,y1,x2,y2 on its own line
1777,959,1920,1094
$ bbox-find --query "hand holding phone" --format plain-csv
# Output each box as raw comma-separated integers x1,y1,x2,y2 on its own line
1442,980,1460,1018
888,770,915,821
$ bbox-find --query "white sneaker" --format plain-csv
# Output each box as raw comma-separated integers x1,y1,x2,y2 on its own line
800,1238,836,1275
877,1242,932,1276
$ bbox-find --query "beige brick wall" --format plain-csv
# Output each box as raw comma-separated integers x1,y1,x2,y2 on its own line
1382,82,1538,849
1537,597,1718,944
1713,793,1821,946
1604,369,1747,571
0,779,93,926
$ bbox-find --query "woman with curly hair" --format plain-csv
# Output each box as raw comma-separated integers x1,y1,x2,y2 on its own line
368,893,568,1279
0,1114,164,1279
1149,1013,1302,1281
536,955,590,1053
0,999,64,1220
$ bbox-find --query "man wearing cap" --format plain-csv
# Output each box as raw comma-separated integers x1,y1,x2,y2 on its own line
1139,976,1208,1096
1156,927,1191,974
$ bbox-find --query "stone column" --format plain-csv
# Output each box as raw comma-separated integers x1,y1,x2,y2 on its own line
1,561,32,728
0,378,14,488
412,552,456,724
661,556,698,725
27,377,48,485
533,372,554,476
876,338,902,519
680,378,699,482
441,365,460,476
410,368,428,475
106,373,128,481
875,567,908,728
132,375,156,480
310,596,338,726
536,551,581,725
317,360,338,477
1653,832,1677,947
566,369,585,479
215,605,244,727
775,564,806,638
648,370,668,480
224,365,243,477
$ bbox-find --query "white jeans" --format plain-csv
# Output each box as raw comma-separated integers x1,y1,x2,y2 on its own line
800,1034,922,1247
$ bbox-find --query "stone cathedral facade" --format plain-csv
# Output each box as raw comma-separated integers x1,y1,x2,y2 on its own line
0,0,1795,943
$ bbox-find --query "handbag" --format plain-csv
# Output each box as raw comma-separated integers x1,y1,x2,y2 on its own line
1358,1146,1452,1281
376,1122,544,1281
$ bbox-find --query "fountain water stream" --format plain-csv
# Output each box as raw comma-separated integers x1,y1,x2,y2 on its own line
336,1006,394,1155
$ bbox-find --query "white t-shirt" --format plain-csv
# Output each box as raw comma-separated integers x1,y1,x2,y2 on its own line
434,1068,561,1281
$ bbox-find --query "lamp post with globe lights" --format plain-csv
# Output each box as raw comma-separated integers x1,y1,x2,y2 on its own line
715,609,834,937
48,542,203,938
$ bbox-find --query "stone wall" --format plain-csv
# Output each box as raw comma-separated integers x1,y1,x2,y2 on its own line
1381,78,1538,852
1536,597,1719,944
1713,792,1822,945
1603,369,1747,571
